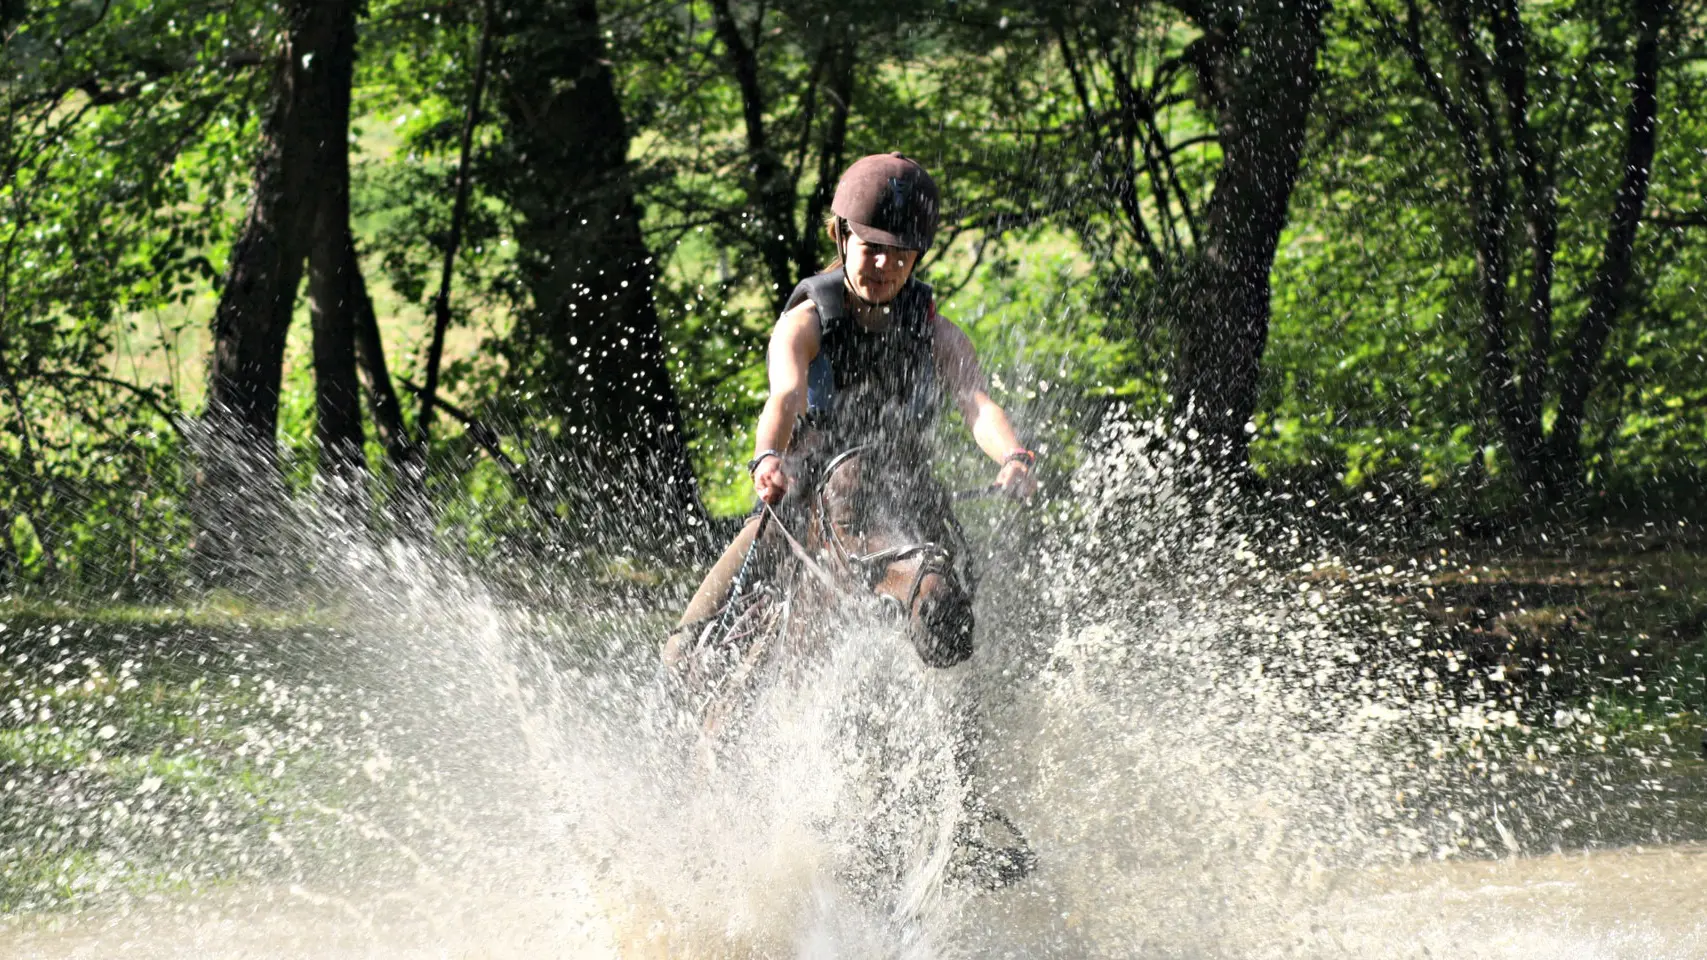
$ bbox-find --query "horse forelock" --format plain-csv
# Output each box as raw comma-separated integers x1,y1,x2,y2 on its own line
783,435,974,668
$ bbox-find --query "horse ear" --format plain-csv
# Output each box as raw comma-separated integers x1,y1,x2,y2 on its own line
788,424,825,491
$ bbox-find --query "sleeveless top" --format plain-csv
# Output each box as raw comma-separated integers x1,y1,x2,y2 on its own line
781,267,939,440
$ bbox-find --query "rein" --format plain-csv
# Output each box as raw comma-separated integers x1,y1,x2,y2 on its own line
754,444,991,612
761,500,839,591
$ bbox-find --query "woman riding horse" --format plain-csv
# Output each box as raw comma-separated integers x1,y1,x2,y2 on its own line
665,152,1036,665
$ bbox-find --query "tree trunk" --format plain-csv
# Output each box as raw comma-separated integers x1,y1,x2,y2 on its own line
1389,0,1666,503
491,0,705,544
0,352,56,576
1490,0,1559,435
1169,1,1327,472
709,0,800,306
1444,0,1559,492
197,0,355,574
1547,0,1668,490
0,506,15,583
346,231,409,467
1389,0,1547,492
205,0,351,453
306,0,366,482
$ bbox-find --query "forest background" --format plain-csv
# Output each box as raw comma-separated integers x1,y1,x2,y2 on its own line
2,0,1705,598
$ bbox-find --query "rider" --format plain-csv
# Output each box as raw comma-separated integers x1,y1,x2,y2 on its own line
665,153,1037,662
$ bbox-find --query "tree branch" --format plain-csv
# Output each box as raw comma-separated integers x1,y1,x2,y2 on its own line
799,23,854,278
399,379,517,471
1382,0,1479,158
1103,34,1182,257
934,233,993,303
709,0,797,302
787,31,832,204
30,370,189,439
416,0,496,447
1053,14,1165,274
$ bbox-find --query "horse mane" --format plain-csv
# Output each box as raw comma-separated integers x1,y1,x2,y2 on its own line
786,381,936,499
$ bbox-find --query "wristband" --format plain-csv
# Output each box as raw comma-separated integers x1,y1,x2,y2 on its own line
747,449,782,474
1002,448,1037,468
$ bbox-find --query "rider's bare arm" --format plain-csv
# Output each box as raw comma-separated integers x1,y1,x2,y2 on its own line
932,314,1037,495
751,301,822,502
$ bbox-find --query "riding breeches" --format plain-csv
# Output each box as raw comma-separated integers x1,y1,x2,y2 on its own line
677,512,765,629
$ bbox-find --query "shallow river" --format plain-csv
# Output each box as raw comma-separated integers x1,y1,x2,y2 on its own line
4,845,1704,958
4,441,1702,957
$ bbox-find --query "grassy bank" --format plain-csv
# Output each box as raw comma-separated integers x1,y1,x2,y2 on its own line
0,606,350,911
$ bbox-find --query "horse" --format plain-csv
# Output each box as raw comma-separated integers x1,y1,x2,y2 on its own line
672,394,1035,890
676,419,980,738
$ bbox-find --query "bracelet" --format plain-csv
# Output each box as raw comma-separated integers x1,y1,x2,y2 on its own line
1002,448,1037,468
747,449,782,474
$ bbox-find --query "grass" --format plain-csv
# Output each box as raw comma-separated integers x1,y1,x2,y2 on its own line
1,596,343,632
0,605,351,912
1367,519,1707,745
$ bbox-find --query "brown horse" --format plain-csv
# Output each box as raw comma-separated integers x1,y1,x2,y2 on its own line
677,426,979,738
809,440,977,666
674,424,1037,889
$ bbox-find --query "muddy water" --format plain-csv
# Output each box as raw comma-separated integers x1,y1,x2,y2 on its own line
1316,845,1707,958
4,846,1704,958
4,432,1704,958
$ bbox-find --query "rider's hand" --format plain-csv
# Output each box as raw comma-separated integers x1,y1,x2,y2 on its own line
752,456,789,504
995,459,1037,500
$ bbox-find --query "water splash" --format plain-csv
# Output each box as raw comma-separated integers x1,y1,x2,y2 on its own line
3,420,1704,957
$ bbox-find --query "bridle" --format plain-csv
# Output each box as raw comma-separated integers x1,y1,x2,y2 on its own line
814,445,959,613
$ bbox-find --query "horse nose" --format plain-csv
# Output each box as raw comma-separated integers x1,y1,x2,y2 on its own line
915,591,974,667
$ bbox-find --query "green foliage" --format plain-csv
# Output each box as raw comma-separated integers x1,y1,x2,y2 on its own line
1,0,271,594
4,0,1707,593
1262,0,1707,504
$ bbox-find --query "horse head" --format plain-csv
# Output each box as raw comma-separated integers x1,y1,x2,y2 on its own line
801,440,975,668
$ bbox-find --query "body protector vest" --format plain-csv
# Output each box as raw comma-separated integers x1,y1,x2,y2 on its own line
782,267,939,446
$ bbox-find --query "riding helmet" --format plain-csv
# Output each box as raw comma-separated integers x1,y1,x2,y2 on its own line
831,153,939,252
